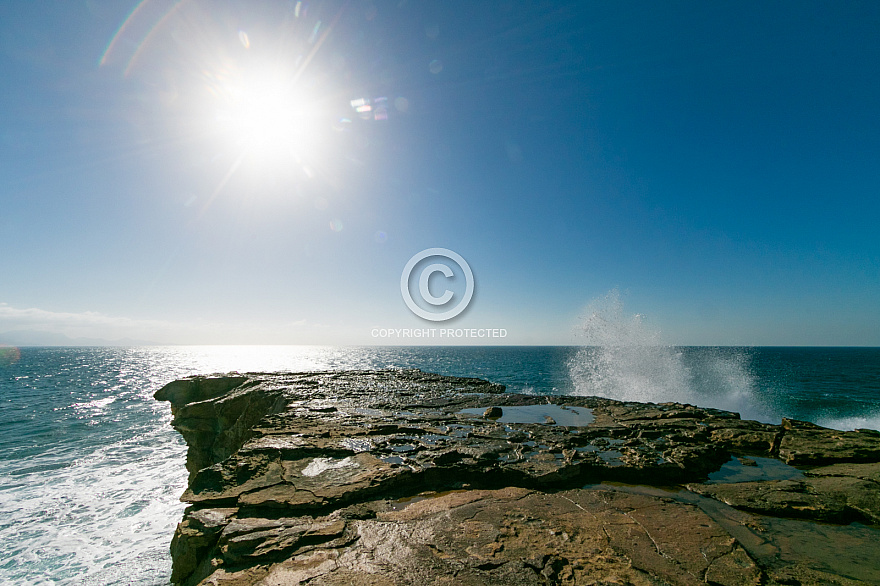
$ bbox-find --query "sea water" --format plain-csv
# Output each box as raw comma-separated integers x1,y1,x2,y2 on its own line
567,290,880,429
1,343,878,584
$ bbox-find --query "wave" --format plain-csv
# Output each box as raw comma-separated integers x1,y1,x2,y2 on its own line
567,290,772,422
815,413,880,432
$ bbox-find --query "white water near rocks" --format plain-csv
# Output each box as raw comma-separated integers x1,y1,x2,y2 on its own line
1,342,878,583
568,290,772,422
0,346,345,585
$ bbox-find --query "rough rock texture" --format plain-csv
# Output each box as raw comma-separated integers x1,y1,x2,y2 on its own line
156,370,880,585
687,461,880,525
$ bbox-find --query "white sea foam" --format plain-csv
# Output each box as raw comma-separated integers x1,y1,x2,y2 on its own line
568,290,771,422
0,415,187,585
1,344,875,585
815,413,880,432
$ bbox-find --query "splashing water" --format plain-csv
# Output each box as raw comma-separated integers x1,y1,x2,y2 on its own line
568,291,772,422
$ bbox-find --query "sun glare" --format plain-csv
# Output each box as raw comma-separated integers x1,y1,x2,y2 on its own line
213,66,324,165
102,1,347,200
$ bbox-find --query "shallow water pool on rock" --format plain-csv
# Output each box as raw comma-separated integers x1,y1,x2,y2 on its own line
707,456,805,484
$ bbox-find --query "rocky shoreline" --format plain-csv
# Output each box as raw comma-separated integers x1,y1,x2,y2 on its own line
155,370,880,585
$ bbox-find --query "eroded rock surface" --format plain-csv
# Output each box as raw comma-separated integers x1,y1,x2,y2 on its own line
156,370,880,585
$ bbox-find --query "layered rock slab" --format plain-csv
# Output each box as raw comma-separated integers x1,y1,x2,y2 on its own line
202,487,761,586
156,370,880,585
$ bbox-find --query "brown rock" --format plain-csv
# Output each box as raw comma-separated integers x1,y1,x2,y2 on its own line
154,370,880,585
778,423,880,465
483,406,503,419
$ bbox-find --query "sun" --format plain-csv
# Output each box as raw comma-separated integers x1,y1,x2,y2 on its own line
212,64,325,166
100,2,344,204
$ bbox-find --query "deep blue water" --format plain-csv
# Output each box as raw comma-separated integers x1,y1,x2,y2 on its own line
0,345,878,584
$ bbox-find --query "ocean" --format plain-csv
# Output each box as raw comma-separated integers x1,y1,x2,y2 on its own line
1,344,879,584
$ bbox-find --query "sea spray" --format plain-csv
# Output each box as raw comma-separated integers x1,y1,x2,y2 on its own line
0,345,876,584
568,290,772,422
679,346,770,422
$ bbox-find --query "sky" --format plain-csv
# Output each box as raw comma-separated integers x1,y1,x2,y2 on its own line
1,0,878,346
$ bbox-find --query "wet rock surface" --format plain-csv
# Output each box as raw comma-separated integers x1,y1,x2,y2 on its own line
156,370,880,585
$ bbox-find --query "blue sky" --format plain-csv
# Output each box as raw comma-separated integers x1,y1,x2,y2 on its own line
1,0,878,345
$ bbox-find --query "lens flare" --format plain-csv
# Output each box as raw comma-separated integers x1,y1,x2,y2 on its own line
372,97,388,121
0,345,21,368
100,0,348,210
351,96,390,121
308,21,322,44
99,0,185,77
99,0,151,66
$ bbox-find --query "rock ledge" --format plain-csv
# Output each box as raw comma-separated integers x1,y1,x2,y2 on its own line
157,370,880,585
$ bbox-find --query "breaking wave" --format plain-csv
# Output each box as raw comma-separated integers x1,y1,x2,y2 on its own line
568,290,772,422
